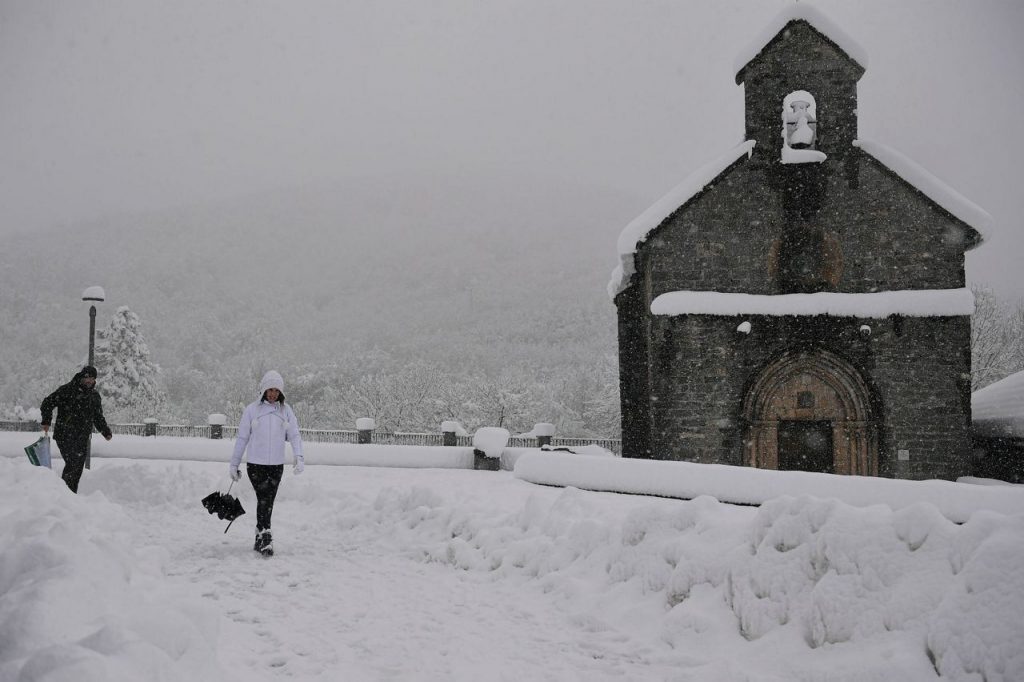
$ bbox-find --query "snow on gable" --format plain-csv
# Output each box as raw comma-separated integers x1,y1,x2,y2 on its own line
854,139,992,244
607,140,756,300
973,370,1024,439
733,4,868,79
650,288,975,318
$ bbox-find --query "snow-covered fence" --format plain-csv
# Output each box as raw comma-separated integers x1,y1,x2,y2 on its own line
158,424,218,439
535,436,616,452
0,420,42,433
107,423,212,438
111,423,148,436
0,420,622,454
375,431,444,447
297,428,360,444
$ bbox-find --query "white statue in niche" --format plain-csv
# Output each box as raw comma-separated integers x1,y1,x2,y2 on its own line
781,90,826,164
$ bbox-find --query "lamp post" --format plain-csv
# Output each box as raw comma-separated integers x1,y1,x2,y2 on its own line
81,286,105,472
81,286,105,366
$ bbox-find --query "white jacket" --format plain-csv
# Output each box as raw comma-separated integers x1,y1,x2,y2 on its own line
230,400,304,468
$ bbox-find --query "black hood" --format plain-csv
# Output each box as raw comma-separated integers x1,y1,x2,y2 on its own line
73,366,98,389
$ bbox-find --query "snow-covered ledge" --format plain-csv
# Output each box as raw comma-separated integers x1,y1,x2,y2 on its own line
782,147,826,164
651,288,975,318
853,139,992,243
608,140,756,300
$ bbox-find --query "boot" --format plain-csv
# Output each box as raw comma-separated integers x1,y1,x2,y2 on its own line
254,528,269,553
260,529,274,557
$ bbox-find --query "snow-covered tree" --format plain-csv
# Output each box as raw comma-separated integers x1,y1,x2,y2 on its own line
971,286,1024,390
545,357,620,438
95,306,166,420
344,361,445,433
461,371,534,434
0,404,42,422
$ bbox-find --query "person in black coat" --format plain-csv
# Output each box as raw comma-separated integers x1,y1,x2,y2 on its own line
40,366,113,493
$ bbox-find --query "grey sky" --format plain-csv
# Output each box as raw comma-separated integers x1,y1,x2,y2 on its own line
2,0,1022,298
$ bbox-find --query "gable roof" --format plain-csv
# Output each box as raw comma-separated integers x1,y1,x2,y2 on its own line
607,140,756,300
973,370,1024,439
854,139,990,248
734,5,868,84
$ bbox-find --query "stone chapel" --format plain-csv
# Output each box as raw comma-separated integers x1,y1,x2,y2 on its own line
610,7,989,480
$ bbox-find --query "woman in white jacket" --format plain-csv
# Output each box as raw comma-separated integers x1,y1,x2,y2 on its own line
229,370,304,556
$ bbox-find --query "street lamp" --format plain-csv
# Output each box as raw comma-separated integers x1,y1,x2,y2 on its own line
81,286,105,471
82,286,105,366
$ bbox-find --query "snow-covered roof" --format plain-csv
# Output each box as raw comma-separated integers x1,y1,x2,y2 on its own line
607,140,756,300
733,4,868,79
854,139,991,244
973,371,1024,439
650,288,975,318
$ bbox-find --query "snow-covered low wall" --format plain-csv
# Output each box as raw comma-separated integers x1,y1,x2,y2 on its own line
514,452,1024,523
499,447,536,471
299,444,474,469
0,433,475,470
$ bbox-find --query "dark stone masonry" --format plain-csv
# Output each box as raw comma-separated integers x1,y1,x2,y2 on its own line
613,16,983,480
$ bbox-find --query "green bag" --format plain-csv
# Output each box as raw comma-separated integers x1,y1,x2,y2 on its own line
25,436,52,468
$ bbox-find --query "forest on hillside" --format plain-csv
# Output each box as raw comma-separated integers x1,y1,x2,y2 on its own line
0,175,629,437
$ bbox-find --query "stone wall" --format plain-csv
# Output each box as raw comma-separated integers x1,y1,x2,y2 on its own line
637,156,970,301
616,282,653,458
639,314,972,480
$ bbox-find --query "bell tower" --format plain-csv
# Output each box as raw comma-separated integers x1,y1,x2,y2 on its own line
736,16,865,294
735,17,865,163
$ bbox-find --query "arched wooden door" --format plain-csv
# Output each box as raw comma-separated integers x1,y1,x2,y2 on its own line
742,350,877,476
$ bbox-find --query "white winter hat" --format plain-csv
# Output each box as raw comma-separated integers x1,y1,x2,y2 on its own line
258,370,285,397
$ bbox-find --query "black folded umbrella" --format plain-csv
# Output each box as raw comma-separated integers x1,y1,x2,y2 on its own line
202,481,245,533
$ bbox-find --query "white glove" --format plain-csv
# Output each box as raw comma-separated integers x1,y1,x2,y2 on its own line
293,459,305,476
229,465,241,481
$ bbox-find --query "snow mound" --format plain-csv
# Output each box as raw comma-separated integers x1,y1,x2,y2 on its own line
344,478,1024,681
0,459,229,682
727,497,1024,680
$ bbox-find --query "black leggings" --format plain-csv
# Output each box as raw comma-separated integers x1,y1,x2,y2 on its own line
58,444,87,494
247,463,284,531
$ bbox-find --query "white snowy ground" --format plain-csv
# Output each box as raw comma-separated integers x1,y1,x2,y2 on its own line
2,436,1024,682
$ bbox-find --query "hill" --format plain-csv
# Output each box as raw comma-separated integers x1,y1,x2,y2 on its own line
1,172,636,433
